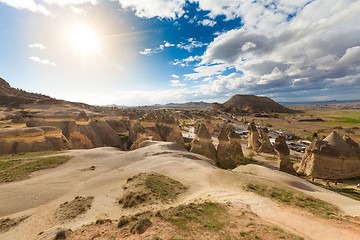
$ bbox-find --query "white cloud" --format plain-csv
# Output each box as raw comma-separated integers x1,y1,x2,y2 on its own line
184,63,230,80
171,74,179,78
42,0,97,6
191,0,360,99
198,19,216,27
117,0,186,19
170,79,186,87
140,41,175,55
177,38,207,52
139,48,153,55
29,56,56,66
28,43,47,49
70,5,86,14
171,55,201,66
164,41,174,47
0,0,50,16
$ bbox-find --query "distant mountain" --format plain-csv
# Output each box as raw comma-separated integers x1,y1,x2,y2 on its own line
213,94,296,113
281,99,360,105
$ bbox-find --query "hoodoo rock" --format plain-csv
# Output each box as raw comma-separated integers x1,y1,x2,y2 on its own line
298,131,360,179
258,127,275,154
205,118,214,134
190,124,217,161
247,122,261,150
0,126,71,155
273,136,297,175
216,128,237,169
227,127,244,163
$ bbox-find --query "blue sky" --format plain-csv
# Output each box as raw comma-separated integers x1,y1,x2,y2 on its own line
0,0,359,106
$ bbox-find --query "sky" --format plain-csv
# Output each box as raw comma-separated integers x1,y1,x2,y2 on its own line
0,0,359,106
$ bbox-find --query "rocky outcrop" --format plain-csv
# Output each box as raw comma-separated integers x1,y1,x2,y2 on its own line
190,124,217,161
11,113,26,124
76,110,89,122
128,112,184,148
205,118,214,134
0,126,71,155
216,127,244,169
273,136,297,175
26,113,123,149
216,128,236,169
258,127,275,153
247,122,261,150
298,131,360,179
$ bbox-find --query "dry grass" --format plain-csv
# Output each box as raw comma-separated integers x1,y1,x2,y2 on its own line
0,216,29,233
55,196,94,221
68,202,305,240
245,183,340,219
0,155,72,183
118,172,188,208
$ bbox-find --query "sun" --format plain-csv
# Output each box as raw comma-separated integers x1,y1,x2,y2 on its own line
69,25,99,55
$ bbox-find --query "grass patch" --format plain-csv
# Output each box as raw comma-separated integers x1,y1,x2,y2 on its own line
245,183,340,219
55,196,94,221
165,202,227,232
314,183,360,202
118,172,188,208
326,117,360,124
0,155,72,183
0,151,64,161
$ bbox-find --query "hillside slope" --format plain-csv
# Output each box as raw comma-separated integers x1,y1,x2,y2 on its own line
213,94,296,113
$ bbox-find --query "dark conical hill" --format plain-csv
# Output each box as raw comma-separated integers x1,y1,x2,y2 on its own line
213,94,296,113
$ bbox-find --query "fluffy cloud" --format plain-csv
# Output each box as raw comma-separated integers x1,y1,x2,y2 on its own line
171,74,179,78
193,0,360,99
42,0,97,6
171,55,201,67
184,63,231,80
28,43,47,49
140,41,175,55
170,79,186,87
70,6,86,14
198,19,216,27
117,0,186,19
0,0,50,16
177,38,207,52
29,56,56,66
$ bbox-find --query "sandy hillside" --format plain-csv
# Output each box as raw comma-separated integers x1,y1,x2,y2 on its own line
0,141,360,240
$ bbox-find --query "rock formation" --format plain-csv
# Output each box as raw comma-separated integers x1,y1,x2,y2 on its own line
247,122,261,150
216,126,245,169
258,127,275,153
205,118,214,134
11,113,26,124
75,110,89,122
273,136,297,175
26,111,123,149
298,131,360,179
128,112,184,148
190,124,217,161
216,128,237,169
0,126,71,155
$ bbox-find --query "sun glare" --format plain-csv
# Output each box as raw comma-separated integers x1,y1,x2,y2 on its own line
69,25,99,55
